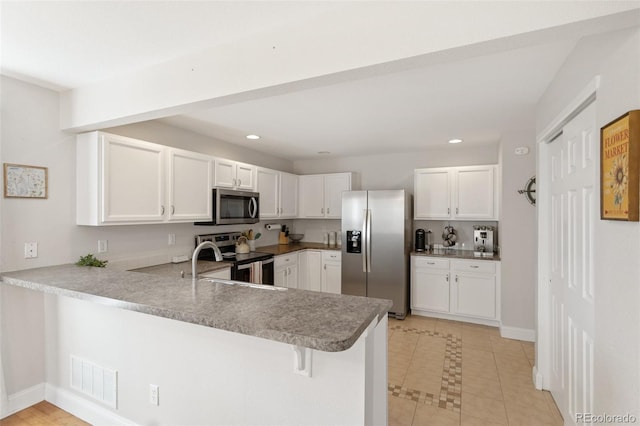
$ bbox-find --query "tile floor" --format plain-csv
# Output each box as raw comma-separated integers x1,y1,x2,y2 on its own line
388,315,564,426
1,315,562,426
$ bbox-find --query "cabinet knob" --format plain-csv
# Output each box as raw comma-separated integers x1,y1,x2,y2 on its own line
447,208,450,215
446,274,449,282
171,205,175,215
327,208,330,214
238,179,242,186
427,262,435,265
321,208,324,214
470,265,479,269
455,275,459,282
456,207,459,214
161,205,165,215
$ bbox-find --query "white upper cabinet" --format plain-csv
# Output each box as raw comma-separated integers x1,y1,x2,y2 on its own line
414,165,498,220
214,158,255,190
279,172,299,218
298,173,352,219
167,149,213,222
256,168,298,219
414,169,451,219
77,132,212,225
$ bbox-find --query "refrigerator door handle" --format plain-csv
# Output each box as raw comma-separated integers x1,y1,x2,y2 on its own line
362,209,368,273
366,209,372,273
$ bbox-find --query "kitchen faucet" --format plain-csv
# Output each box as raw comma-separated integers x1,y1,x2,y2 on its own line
192,241,223,279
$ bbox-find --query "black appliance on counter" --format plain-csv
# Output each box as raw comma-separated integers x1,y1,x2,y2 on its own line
415,229,426,252
195,232,274,285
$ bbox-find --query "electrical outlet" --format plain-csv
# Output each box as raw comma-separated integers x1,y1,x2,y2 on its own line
149,384,159,406
168,234,176,245
98,240,108,253
24,242,38,259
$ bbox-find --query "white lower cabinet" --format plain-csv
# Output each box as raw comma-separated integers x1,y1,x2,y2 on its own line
411,255,500,324
411,257,450,313
298,250,323,291
451,260,498,319
321,251,342,294
274,253,299,289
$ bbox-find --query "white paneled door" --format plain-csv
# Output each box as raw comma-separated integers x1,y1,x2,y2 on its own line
548,102,596,425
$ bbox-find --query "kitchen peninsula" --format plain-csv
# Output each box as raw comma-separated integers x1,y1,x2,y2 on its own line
1,264,390,425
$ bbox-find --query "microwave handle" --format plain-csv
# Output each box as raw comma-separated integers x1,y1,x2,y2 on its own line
249,197,258,218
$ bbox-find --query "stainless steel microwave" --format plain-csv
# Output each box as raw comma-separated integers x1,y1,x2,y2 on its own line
195,189,259,225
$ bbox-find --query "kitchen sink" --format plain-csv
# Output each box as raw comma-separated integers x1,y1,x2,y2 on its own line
197,277,287,291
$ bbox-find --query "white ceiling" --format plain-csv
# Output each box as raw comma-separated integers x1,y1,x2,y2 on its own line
1,2,637,160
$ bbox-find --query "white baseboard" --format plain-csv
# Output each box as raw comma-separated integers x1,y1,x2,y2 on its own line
45,384,139,426
2,383,45,419
532,366,544,390
499,324,536,342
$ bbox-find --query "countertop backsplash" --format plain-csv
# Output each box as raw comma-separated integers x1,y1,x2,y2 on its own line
413,220,499,253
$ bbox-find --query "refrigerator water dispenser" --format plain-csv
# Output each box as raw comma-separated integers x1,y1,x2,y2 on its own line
346,230,362,253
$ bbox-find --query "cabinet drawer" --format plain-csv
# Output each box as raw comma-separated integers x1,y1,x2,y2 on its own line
453,260,496,274
322,250,341,262
413,256,450,270
275,253,298,268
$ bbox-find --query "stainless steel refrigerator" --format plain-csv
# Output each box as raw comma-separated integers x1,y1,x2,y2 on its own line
341,190,411,319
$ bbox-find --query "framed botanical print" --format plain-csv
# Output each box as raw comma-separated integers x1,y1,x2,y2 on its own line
600,110,639,221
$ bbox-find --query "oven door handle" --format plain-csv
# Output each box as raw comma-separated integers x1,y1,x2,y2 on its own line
237,263,253,271
261,258,274,265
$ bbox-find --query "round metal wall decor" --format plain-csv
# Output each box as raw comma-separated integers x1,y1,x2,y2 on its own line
518,176,536,205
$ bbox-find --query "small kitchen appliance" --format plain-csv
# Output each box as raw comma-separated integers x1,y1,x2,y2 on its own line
473,225,495,256
415,229,426,252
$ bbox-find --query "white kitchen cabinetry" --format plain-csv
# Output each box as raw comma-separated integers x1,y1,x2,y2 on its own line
411,257,450,313
451,260,498,319
256,168,298,219
168,149,213,221
214,158,255,190
77,132,212,225
411,255,500,325
274,253,299,289
298,250,323,292
414,165,498,220
321,251,342,294
298,173,351,218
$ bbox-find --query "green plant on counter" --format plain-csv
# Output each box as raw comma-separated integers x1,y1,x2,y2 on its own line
76,254,108,268
242,229,262,240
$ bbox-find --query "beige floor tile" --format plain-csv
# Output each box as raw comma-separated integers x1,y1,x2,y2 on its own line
462,373,503,401
461,411,496,426
491,337,528,356
462,336,494,352
416,334,448,350
543,390,565,425
388,395,417,426
462,347,495,362
402,315,438,331
521,341,535,360
412,403,460,426
461,393,508,425
504,398,561,426
403,371,443,396
389,365,409,385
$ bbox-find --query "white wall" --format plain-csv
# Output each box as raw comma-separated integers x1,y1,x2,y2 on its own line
536,27,640,417
498,125,537,332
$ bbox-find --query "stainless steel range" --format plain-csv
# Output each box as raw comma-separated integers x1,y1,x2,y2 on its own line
195,232,274,285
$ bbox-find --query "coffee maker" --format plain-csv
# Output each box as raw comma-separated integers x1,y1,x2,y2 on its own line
415,229,426,252
473,225,495,256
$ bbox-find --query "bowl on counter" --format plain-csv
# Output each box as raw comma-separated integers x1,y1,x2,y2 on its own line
288,234,304,243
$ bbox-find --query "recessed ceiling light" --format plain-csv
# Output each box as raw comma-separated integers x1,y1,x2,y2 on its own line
246,134,260,140
448,138,463,144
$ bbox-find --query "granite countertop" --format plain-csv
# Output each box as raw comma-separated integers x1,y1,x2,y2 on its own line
1,264,391,352
257,242,341,256
131,260,232,278
411,249,501,261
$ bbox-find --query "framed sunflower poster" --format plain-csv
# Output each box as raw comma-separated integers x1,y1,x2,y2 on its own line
600,110,640,221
